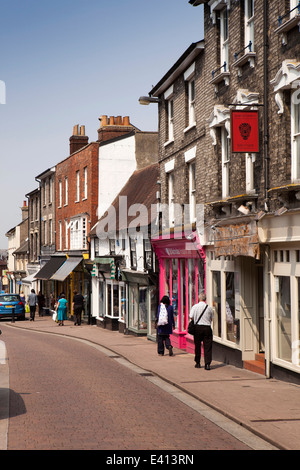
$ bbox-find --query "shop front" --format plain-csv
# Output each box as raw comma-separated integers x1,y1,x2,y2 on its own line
151,233,206,352
206,218,264,370
259,211,300,384
121,270,158,338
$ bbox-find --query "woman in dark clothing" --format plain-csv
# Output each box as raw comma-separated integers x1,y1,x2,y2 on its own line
156,295,175,356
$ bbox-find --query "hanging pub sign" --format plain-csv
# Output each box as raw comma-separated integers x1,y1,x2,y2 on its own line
231,110,259,153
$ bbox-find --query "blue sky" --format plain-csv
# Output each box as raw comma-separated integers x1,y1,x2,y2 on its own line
0,0,203,248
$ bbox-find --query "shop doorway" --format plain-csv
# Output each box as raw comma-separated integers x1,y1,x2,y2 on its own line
240,257,261,360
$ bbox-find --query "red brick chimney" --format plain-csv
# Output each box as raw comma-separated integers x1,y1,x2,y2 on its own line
97,115,134,143
69,124,89,154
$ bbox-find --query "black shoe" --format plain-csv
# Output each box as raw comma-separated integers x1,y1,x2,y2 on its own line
205,364,211,370
195,363,201,368
158,353,164,356
168,346,174,356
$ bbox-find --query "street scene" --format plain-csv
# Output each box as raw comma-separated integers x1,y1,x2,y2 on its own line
1,0,300,453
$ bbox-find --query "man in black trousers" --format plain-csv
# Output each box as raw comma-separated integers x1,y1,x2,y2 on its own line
189,292,214,370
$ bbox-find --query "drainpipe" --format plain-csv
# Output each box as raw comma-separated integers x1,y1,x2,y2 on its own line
263,0,269,210
264,245,271,378
263,0,271,379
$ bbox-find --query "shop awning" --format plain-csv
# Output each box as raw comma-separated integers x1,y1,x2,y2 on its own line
34,256,66,280
50,257,82,281
121,270,151,286
22,273,39,284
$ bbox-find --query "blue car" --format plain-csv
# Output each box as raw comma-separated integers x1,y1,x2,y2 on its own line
0,293,25,320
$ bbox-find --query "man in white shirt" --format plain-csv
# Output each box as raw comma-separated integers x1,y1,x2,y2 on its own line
189,292,213,369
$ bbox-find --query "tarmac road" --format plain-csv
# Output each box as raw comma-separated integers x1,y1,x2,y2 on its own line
1,323,253,451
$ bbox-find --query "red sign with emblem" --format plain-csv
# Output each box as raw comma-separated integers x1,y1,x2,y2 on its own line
231,110,259,153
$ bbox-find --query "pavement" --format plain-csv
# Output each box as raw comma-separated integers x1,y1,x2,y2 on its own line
1,315,300,451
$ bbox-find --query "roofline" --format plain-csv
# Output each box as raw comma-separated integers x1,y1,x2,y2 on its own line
35,166,56,180
189,0,206,5
98,129,136,148
149,40,204,97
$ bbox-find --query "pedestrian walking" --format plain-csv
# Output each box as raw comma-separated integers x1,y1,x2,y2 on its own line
156,295,175,356
27,289,38,321
37,291,45,316
189,292,213,370
72,290,84,326
20,291,25,305
56,294,68,326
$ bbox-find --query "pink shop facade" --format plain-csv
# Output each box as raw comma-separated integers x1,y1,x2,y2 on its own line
151,233,206,353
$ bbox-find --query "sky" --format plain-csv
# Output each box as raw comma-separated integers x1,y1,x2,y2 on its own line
0,0,204,249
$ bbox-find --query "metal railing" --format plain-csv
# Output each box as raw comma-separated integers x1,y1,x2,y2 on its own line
234,41,253,62
278,1,300,26
212,61,227,79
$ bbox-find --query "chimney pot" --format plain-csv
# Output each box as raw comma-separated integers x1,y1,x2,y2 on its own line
100,115,108,127
115,116,122,125
73,124,79,136
109,116,115,125
123,116,130,126
80,125,85,136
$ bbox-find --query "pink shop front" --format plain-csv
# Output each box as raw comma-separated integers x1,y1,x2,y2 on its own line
151,234,206,353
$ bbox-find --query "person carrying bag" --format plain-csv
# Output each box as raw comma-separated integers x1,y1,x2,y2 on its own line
189,292,214,370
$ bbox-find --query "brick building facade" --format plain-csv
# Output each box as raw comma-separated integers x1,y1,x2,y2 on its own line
144,0,300,382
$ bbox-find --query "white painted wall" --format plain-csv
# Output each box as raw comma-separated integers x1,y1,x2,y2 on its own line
98,135,136,219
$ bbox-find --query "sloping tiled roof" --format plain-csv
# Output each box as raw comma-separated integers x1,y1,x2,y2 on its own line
90,163,159,236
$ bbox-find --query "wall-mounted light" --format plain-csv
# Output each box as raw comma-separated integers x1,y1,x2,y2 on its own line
138,96,161,106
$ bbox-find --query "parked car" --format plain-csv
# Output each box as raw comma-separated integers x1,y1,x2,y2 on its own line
0,293,25,320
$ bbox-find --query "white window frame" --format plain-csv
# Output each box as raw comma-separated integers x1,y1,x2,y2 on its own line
246,153,255,193
64,176,68,205
49,177,53,204
43,181,47,206
167,99,174,142
188,79,196,127
189,161,196,223
49,219,53,245
76,170,80,202
168,172,175,227
44,220,47,246
291,96,300,182
220,8,229,67
244,0,255,51
221,126,230,199
64,220,68,250
84,166,87,199
184,62,196,131
290,0,300,18
164,85,174,144
69,216,87,250
58,221,62,251
58,180,62,208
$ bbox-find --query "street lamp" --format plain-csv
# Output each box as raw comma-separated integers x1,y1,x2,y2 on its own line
138,96,161,106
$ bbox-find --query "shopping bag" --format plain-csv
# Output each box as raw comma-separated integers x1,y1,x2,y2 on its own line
157,303,168,326
52,312,57,322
